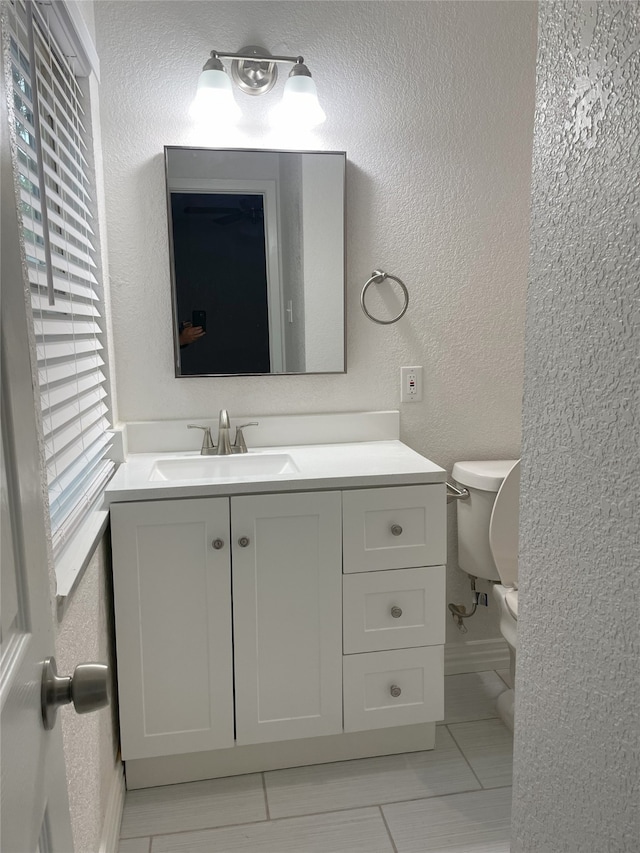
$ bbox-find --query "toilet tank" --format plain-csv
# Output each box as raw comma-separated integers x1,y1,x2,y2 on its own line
452,460,517,582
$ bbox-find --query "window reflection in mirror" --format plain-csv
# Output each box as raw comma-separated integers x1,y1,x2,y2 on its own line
165,147,346,377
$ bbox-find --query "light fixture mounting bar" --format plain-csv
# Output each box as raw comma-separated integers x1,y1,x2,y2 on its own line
210,45,307,97
212,50,304,65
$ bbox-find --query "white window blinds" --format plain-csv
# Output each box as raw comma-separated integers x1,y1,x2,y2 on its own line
6,0,114,556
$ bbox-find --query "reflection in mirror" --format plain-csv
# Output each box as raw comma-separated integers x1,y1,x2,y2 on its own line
165,147,346,376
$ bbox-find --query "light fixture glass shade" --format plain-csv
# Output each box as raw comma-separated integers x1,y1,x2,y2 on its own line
189,68,241,122
271,74,326,129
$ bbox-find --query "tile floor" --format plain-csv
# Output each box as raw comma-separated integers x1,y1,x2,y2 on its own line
119,670,513,853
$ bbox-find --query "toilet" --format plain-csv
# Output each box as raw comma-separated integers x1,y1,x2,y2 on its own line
452,459,520,732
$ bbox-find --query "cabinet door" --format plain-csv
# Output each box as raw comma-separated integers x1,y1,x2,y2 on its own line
232,491,343,745
111,499,233,759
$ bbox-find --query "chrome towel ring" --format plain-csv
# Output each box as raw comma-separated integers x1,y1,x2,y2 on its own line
360,269,409,325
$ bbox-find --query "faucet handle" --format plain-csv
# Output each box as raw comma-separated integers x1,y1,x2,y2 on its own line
233,422,259,454
187,424,215,455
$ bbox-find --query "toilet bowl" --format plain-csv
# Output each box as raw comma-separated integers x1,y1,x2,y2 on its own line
452,459,520,732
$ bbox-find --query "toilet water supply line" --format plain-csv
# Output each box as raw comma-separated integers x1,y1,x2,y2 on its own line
448,575,479,634
446,480,481,634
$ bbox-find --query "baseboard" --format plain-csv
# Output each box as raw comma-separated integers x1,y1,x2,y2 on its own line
125,722,436,789
98,761,125,853
444,637,510,675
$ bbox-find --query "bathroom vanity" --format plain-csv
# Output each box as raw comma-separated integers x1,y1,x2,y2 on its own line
106,413,446,788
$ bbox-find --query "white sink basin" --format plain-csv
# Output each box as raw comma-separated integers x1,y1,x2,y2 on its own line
149,453,299,482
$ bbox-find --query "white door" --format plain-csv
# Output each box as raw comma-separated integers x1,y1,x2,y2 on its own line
231,491,343,745
110,498,234,759
1,76,74,851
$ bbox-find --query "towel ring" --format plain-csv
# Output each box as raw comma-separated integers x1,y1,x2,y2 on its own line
360,270,409,325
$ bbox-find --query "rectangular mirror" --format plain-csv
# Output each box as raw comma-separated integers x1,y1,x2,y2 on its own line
165,147,346,377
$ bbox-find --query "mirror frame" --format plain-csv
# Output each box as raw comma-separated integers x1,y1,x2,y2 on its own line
164,146,347,378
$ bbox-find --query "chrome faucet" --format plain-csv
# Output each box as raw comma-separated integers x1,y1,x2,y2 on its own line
216,409,232,455
188,411,258,455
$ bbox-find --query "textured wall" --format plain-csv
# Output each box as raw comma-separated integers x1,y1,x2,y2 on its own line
56,538,120,853
94,0,537,645
513,3,640,851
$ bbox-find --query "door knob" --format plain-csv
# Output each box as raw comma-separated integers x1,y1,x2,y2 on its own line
41,656,110,731
390,524,403,536
238,536,250,547
390,684,402,698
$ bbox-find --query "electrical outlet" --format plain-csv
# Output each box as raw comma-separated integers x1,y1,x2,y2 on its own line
400,366,423,402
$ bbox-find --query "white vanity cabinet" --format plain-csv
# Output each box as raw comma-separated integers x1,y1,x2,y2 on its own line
111,491,342,761
109,473,447,785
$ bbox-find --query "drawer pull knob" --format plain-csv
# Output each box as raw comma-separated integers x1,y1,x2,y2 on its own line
390,684,402,698
390,606,403,619
212,538,225,550
238,536,250,548
390,523,403,536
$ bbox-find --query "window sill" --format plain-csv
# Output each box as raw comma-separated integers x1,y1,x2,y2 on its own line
55,503,110,619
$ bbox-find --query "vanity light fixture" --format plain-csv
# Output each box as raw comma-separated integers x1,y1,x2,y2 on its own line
190,45,326,128
189,53,242,122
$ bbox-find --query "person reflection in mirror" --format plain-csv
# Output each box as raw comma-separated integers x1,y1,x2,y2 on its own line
179,321,206,348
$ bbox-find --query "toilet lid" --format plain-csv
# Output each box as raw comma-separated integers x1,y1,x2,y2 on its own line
489,460,520,587
505,589,519,619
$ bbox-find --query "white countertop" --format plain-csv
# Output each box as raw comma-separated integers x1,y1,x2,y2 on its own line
104,440,446,504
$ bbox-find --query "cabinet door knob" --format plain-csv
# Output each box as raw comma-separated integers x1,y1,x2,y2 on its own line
212,538,224,550
390,523,403,536
390,684,402,698
238,536,250,548
390,606,403,619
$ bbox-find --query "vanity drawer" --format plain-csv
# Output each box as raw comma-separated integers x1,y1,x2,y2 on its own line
343,566,445,654
342,485,446,573
343,646,444,732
